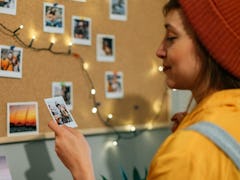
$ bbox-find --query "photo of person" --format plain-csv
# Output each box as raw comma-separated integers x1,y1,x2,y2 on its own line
0,0,16,15
72,16,91,46
97,34,115,62
43,2,64,34
7,102,39,137
0,45,23,78
110,0,127,21
105,71,124,99
44,96,77,128
52,82,73,110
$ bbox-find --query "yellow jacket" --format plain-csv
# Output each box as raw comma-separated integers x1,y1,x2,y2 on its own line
148,89,240,180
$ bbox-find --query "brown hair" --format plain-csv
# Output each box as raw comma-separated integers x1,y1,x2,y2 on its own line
163,0,240,96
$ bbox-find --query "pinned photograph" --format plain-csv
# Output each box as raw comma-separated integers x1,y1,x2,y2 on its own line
52,82,73,110
97,34,115,62
110,0,127,21
0,156,12,180
7,102,39,137
105,71,124,99
43,2,64,34
44,96,77,128
72,16,91,46
0,0,17,15
0,45,23,78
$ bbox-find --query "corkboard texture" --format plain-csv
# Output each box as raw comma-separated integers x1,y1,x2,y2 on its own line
0,0,169,144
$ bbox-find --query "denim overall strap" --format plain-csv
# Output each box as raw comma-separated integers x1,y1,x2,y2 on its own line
186,121,240,170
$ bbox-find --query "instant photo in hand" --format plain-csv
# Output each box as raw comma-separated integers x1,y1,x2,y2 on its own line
44,96,77,128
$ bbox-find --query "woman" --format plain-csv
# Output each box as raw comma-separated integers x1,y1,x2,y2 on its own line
48,0,240,179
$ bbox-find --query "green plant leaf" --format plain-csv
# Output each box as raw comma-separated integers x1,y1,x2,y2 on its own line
100,175,108,180
133,167,141,180
120,167,128,180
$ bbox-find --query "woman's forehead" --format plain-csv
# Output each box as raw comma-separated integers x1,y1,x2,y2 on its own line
165,9,195,37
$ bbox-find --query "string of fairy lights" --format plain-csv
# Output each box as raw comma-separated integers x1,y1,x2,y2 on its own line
0,23,167,146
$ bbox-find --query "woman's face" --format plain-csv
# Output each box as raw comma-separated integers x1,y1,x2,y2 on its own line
156,9,202,91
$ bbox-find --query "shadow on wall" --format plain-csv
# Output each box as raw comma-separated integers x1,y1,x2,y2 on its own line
102,94,166,180
107,94,158,126
24,141,54,180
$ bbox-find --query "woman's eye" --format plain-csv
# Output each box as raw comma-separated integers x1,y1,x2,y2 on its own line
166,36,177,42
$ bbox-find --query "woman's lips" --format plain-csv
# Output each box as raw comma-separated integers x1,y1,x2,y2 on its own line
163,65,171,72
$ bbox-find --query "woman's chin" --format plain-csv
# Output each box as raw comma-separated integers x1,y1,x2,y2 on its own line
165,80,177,89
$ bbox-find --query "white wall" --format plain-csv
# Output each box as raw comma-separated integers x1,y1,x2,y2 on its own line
0,129,170,180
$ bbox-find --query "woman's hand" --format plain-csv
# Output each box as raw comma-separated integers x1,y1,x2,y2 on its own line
48,121,95,180
171,112,187,132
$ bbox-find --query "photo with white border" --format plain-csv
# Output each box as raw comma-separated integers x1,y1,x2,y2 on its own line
105,71,124,99
7,101,39,137
0,0,17,15
110,0,127,21
43,2,64,34
97,34,115,62
44,96,77,128
72,16,91,46
0,45,23,78
52,81,73,110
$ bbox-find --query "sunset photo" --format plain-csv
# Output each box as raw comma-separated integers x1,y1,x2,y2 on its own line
7,102,39,136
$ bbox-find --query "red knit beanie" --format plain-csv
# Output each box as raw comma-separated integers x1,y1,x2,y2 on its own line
179,0,240,78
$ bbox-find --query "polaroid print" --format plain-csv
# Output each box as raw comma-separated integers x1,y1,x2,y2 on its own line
97,34,115,62
43,2,64,34
7,102,39,137
0,0,17,15
72,16,91,46
52,82,73,110
44,96,77,128
0,156,12,180
110,0,127,21
105,71,124,99
0,45,23,78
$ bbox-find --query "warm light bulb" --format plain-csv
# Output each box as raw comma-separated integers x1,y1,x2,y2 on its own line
158,66,164,72
91,107,97,113
128,125,136,132
91,89,96,95
172,89,177,91
13,24,24,33
112,140,118,146
108,114,113,119
83,63,89,70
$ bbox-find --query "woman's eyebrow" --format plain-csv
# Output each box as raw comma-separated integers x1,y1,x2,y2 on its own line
165,23,176,31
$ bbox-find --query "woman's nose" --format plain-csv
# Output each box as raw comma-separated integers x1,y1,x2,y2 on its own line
156,43,166,59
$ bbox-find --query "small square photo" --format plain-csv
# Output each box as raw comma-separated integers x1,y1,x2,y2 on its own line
52,82,73,110
7,102,39,137
97,34,115,62
44,96,77,128
110,0,127,21
0,0,17,15
43,2,64,34
0,45,23,78
72,16,91,46
105,71,124,99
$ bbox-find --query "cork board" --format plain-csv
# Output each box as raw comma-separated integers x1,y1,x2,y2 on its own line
0,0,169,144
